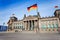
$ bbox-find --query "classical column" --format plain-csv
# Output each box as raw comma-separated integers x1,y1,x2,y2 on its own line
24,21,27,30
24,21,26,30
37,19,39,31
34,20,37,32
26,21,28,30
31,20,33,30
28,21,30,31
39,19,41,32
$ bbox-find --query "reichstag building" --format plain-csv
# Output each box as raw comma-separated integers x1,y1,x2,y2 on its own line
7,9,60,33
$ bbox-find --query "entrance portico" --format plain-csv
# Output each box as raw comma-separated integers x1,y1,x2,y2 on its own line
24,20,39,31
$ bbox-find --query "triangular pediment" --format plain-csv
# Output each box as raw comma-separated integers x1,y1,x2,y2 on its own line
23,15,38,21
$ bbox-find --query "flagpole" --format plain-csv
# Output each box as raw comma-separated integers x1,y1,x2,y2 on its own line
36,4,38,13
36,0,38,14
35,1,39,32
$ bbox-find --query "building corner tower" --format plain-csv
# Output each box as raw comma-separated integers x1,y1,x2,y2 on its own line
7,14,18,31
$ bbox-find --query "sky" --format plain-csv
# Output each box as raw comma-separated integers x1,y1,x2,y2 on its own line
0,0,60,26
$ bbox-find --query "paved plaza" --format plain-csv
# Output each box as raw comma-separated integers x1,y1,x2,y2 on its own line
0,32,60,40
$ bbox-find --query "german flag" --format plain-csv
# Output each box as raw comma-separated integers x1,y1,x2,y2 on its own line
27,4,37,12
55,6,58,8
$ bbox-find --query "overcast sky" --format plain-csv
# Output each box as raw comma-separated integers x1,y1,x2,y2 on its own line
0,0,60,26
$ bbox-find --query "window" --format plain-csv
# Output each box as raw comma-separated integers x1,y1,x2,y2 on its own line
41,24,46,29
18,23,19,25
20,26,21,29
21,26,22,29
16,26,17,29
58,12,60,14
49,29,51,31
48,24,51,28
55,24,58,28
52,24,54,28
14,26,15,29
53,29,54,31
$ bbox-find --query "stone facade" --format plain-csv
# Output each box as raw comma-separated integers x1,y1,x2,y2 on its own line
7,9,60,33
7,14,18,31
39,17,59,33
12,20,24,32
